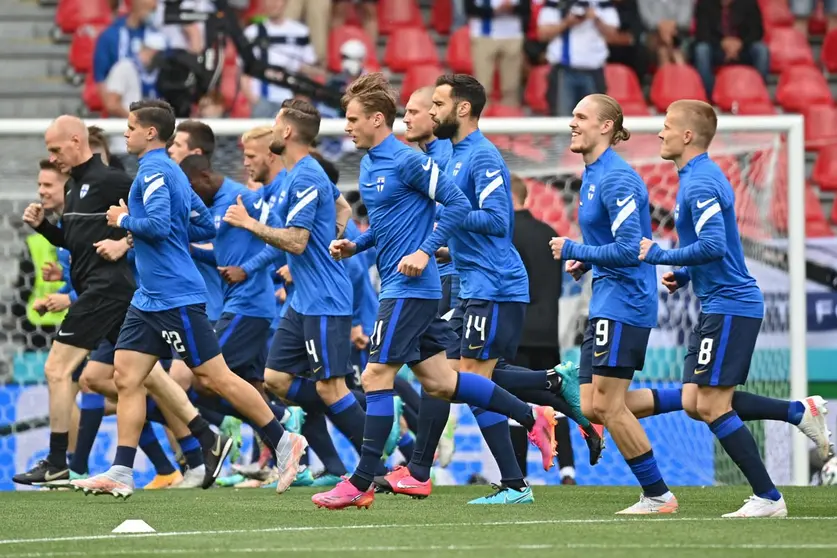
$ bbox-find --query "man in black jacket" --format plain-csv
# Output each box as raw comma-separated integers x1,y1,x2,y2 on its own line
14,115,136,486
692,0,769,98
509,174,576,484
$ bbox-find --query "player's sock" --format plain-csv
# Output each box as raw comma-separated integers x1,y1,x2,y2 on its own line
187,415,218,451
492,362,549,391
258,418,286,451
139,423,176,476
287,378,329,413
472,407,526,490
326,392,366,453
509,424,529,476
48,431,69,468
250,433,261,463
651,388,683,415
732,392,805,425
302,412,347,476
408,389,450,482
177,435,203,470
398,432,415,462
455,373,536,430
709,410,781,501
394,376,421,431
352,389,366,409
267,400,287,423
69,393,106,475
349,389,394,492
113,445,137,469
625,450,669,498
145,396,168,426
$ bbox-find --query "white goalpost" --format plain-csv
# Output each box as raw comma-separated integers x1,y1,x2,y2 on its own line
0,115,810,488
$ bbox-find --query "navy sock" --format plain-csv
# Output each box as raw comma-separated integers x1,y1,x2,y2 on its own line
398,432,415,462
454,372,534,429
625,450,669,498
48,432,69,468
732,392,804,426
709,410,781,501
288,378,328,414
353,389,366,409
187,415,216,451
408,389,450,482
145,396,168,426
259,418,286,451
326,392,366,454
113,445,137,469
177,435,203,469
492,362,549,391
250,433,261,462
350,389,394,492
651,389,683,415
139,423,176,476
393,376,421,432
69,393,105,475
472,407,526,490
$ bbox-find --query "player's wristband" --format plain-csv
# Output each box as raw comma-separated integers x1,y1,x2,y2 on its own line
116,213,128,229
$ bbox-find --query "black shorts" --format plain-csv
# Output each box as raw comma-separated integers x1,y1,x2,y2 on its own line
215,313,272,382
348,346,368,390
369,298,456,366
89,339,115,365
56,293,130,351
115,304,221,369
579,318,651,384
446,299,526,361
439,274,461,316
266,307,353,381
683,313,762,387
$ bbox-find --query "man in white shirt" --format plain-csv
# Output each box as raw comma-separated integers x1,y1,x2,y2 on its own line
537,0,619,116
466,0,529,107
102,31,167,118
241,0,319,119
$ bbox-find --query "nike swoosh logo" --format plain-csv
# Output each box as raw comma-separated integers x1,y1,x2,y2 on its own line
696,197,716,209
396,479,424,489
616,195,633,207
44,470,67,482
296,186,315,199
422,157,432,171
211,437,222,457
58,331,73,336
254,198,263,209
144,173,163,183
312,366,322,374
362,182,377,188
485,169,501,178
468,344,484,351
594,351,608,357
369,350,379,355
694,369,707,375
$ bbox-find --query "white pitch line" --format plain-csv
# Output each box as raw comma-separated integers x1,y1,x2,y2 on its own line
6,542,837,558
1,516,836,547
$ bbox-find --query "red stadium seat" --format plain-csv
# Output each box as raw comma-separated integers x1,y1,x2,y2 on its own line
400,64,445,105
821,28,837,72
54,0,112,36
733,101,777,115
447,26,473,74
327,25,379,73
430,0,452,35
758,0,794,29
483,104,525,117
524,64,550,114
377,0,423,36
712,65,771,113
82,72,103,113
776,66,833,113
804,105,837,151
649,64,707,112
809,1,828,35
384,27,438,72
767,28,815,73
812,145,837,191
67,23,106,75
219,67,242,110
604,64,645,107
773,182,833,236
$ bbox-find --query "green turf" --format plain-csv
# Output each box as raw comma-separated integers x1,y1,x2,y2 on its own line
0,486,835,557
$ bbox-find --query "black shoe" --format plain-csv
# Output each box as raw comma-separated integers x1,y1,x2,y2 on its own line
202,433,233,489
13,459,68,486
581,425,605,466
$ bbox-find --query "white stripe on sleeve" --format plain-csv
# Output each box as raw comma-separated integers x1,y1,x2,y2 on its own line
286,190,318,225
479,176,504,208
428,163,439,200
258,202,270,224
610,199,637,235
695,202,721,235
142,177,165,205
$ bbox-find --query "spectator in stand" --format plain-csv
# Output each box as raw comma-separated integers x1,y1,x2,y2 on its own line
285,0,331,62
241,0,319,119
606,0,648,79
637,0,692,66
538,0,619,116
317,39,367,160
152,0,208,54
332,0,377,45
465,0,530,108
692,0,769,99
196,90,226,118
93,0,159,102
102,31,167,118
792,0,837,36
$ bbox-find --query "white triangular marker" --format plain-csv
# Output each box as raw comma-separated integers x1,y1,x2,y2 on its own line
112,520,155,534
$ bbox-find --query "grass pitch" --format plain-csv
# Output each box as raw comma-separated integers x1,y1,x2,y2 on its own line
0,486,835,557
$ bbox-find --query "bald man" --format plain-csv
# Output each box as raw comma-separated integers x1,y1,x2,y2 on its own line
14,115,136,487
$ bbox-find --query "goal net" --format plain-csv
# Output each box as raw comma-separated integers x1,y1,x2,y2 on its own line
0,116,809,490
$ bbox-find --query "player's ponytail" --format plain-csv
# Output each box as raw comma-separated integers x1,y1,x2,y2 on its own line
588,94,630,146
